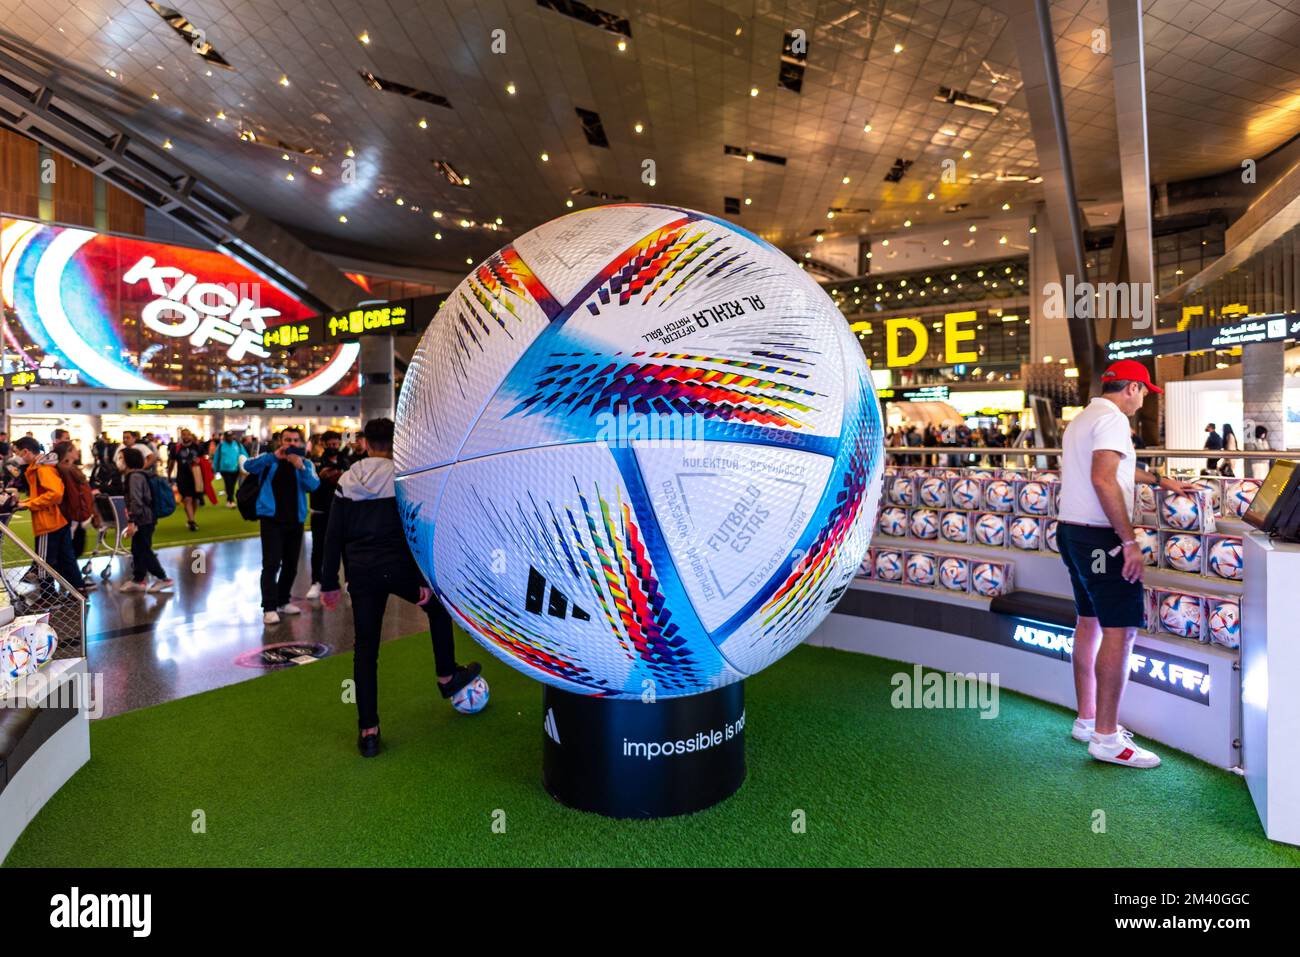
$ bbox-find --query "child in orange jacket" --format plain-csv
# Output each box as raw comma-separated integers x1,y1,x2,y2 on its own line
13,436,86,595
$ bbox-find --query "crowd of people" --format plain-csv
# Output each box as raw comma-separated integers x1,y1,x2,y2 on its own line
885,422,1024,467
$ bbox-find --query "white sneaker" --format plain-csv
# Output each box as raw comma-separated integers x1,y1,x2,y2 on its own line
277,603,302,616
1088,728,1161,768
263,610,281,625
119,581,147,593
305,582,322,600
226,501,237,509
148,578,175,593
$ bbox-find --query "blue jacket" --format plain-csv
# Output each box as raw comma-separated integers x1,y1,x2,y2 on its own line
242,452,319,523
213,439,243,473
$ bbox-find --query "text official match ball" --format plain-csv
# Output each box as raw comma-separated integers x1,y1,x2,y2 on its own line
938,556,970,591
1159,593,1204,639
394,205,884,699
1208,600,1241,649
940,511,970,543
1161,492,1202,530
1017,481,1052,516
1207,538,1244,580
973,513,1006,547
919,476,950,508
1009,516,1042,550
950,478,982,510
905,553,937,586
875,550,904,582
984,480,1015,512
1135,526,1160,566
909,508,940,540
1163,533,1202,573
879,506,908,537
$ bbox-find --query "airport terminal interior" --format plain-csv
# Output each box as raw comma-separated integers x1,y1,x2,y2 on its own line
3,0,1300,877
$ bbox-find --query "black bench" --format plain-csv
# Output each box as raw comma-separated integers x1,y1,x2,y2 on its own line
0,700,77,795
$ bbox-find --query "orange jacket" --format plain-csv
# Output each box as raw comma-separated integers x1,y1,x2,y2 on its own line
24,454,69,536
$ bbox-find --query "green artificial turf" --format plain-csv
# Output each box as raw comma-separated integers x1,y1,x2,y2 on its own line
5,637,1297,868
5,488,261,558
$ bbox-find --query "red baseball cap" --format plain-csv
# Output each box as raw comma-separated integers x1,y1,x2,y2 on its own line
1100,358,1162,394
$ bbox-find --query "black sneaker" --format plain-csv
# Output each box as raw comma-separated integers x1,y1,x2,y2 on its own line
357,729,381,758
187,521,198,532
438,662,482,699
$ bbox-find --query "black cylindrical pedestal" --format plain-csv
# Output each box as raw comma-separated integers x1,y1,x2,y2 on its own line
541,682,746,818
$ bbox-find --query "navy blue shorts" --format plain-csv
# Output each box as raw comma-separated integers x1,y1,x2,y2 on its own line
1056,522,1144,629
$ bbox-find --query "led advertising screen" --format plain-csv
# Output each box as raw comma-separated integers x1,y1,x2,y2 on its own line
0,217,358,395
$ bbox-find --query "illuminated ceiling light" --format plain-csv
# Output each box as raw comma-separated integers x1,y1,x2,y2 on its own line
924,276,931,284
903,220,912,227
803,251,812,258
634,123,644,134
750,86,759,97
338,215,348,223
463,177,471,185
459,218,471,227
506,82,517,95
418,118,428,129
278,74,290,87
495,217,503,225
162,138,173,149
969,225,977,232
827,211,835,219
977,269,984,277
432,210,443,218
106,69,118,78
1064,367,1079,378
942,238,950,246
565,199,574,207
281,153,290,161
238,129,256,143
744,197,752,205
1029,225,1037,234
1174,268,1184,275
815,235,824,243
617,39,627,51
285,172,294,181
540,152,549,161
216,110,226,120
899,279,907,287
358,31,370,44
310,165,323,175
435,232,442,240
746,152,754,162
962,150,972,159
863,123,872,132
881,238,889,246
949,273,957,280
395,197,405,205
1005,267,1012,274
998,235,1007,244
940,128,956,136
927,192,935,200
893,42,904,54
1001,202,1011,211
345,147,355,158
466,257,473,265
876,283,883,290
151,92,159,100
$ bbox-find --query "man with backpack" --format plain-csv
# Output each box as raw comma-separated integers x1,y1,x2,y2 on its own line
118,446,174,593
12,436,86,597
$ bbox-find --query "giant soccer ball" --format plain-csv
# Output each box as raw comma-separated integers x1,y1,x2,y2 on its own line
394,205,883,699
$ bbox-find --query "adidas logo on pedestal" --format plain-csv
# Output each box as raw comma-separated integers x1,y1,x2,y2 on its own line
543,707,561,744
526,567,590,621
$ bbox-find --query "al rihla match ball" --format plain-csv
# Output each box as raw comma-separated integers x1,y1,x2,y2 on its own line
1017,481,1051,515
919,476,949,508
971,562,1007,597
1044,519,1059,553
1208,600,1240,649
1008,516,1042,550
889,476,916,506
879,506,908,537
950,478,982,509
938,556,970,591
974,512,1006,546
451,676,490,714
1161,492,1202,530
0,633,34,683
1225,479,1260,518
1159,593,1204,638
1163,533,1202,572
394,205,884,699
1135,526,1160,565
909,508,940,539
1207,538,1243,580
940,510,970,542
905,553,937,586
10,615,57,665
984,479,1015,512
875,550,904,581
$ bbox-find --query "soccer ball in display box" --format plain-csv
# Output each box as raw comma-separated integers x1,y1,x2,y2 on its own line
949,476,983,510
1134,525,1160,566
1155,590,1206,641
1190,478,1223,516
1008,516,1044,551
858,548,875,580
887,475,916,507
1205,535,1244,580
879,505,908,538
918,475,951,508
940,510,972,544
1223,479,1262,519
0,613,58,695
875,549,905,582
1160,530,1204,574
1014,479,1055,517
973,512,1008,547
904,551,938,587
1158,489,1217,534
970,559,1014,597
983,479,1017,513
1207,597,1241,649
1043,519,1059,553
937,555,972,592
1135,483,1159,522
909,508,941,540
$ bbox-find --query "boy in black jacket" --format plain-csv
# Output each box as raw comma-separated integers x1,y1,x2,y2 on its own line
320,418,483,757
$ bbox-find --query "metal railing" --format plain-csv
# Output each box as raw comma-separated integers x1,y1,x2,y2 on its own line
883,445,1294,472
0,520,88,663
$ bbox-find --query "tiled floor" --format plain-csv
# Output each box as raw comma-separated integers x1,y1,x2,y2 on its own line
82,537,434,718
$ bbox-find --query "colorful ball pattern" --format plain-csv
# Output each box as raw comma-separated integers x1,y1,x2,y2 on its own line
1224,480,1261,518
940,511,970,542
909,508,940,539
1207,538,1244,580
1161,492,1202,530
1135,526,1160,566
938,557,970,591
973,513,1006,547
950,478,982,510
1159,593,1204,639
1191,480,1222,515
1044,519,1059,553
1208,600,1240,649
858,552,874,578
1017,481,1052,516
0,635,33,683
451,676,490,714
919,476,950,508
905,553,937,586
879,506,908,537
888,476,916,507
984,480,1015,512
1008,516,1042,550
875,550,904,581
971,562,1008,597
1163,533,1202,573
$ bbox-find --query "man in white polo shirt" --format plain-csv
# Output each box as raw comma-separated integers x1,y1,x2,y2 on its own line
1057,359,1197,769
